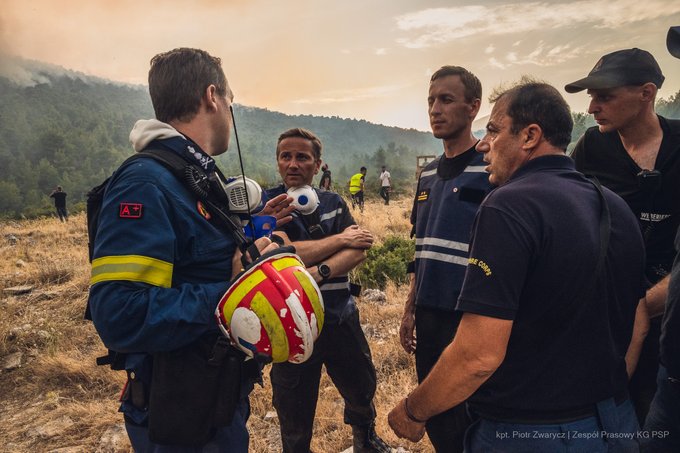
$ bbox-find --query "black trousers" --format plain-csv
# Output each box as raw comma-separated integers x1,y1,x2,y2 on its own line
630,317,661,424
415,306,471,453
379,186,390,205
271,307,377,453
56,206,68,221
351,191,364,211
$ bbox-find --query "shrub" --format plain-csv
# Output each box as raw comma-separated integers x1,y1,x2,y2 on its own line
353,235,414,290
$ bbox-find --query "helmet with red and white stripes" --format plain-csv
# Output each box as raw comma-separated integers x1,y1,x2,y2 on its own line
215,248,324,364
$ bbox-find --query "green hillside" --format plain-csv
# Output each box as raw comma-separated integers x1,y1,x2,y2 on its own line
0,60,442,217
1,56,679,218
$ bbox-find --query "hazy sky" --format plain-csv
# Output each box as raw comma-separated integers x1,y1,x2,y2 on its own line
2,0,679,131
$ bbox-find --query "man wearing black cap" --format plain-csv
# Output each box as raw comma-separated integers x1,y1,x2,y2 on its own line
641,26,680,452
566,48,680,425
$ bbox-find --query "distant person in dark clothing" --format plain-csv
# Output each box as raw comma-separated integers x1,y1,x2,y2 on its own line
50,186,68,222
319,163,332,191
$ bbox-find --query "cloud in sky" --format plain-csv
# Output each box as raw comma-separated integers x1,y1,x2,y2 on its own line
395,0,680,49
485,41,587,69
291,83,411,105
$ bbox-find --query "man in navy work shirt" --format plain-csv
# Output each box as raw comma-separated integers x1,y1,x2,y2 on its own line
265,128,391,453
399,65,491,453
566,47,680,425
641,25,680,452
389,80,647,452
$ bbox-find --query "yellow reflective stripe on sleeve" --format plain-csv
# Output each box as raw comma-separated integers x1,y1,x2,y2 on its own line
90,255,173,287
294,270,324,332
250,291,289,363
272,257,302,271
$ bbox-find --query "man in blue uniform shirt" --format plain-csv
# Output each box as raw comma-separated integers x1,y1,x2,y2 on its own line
399,65,491,453
389,80,647,452
88,48,288,452
265,128,391,453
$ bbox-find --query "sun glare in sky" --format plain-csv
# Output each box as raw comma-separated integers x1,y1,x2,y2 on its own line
2,0,679,131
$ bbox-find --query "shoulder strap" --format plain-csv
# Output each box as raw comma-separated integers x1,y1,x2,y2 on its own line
121,149,247,246
587,176,611,284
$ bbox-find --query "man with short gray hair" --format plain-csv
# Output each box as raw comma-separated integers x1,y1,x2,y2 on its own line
390,80,646,452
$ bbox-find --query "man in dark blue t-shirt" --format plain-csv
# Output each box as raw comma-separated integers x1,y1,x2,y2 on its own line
641,25,680,452
266,127,390,453
389,81,647,452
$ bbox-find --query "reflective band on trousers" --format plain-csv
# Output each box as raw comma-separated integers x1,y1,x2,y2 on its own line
90,254,173,287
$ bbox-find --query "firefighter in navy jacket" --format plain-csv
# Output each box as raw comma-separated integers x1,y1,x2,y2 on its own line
88,48,290,452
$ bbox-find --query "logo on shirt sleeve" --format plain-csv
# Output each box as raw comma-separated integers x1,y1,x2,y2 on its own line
197,201,212,220
417,188,430,202
468,257,492,276
119,203,143,219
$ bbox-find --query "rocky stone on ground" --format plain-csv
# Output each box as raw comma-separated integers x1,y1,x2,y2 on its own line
2,352,23,371
361,289,387,304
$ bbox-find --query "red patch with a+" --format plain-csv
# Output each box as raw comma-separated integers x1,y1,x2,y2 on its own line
119,203,143,219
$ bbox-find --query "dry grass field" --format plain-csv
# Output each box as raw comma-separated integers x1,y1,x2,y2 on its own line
0,197,435,452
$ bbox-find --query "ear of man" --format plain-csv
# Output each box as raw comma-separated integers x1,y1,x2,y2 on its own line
639,82,658,103
204,84,220,112
522,124,543,150
468,98,482,120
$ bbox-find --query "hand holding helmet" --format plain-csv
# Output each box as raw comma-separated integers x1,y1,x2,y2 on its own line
216,246,324,364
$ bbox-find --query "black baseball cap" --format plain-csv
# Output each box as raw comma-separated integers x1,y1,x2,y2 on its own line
668,26,680,59
565,48,664,93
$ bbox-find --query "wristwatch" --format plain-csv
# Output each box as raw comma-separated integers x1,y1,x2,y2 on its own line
317,263,331,282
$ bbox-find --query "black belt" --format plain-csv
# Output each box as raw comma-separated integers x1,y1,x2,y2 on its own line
471,389,629,425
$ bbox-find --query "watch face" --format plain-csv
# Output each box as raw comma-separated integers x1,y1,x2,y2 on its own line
318,264,331,279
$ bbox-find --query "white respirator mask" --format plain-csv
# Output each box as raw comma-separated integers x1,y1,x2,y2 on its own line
210,174,264,214
286,185,319,215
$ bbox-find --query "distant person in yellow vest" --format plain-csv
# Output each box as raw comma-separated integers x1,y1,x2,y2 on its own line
348,167,367,213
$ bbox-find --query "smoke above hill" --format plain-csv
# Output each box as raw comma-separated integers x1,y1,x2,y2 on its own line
0,53,142,88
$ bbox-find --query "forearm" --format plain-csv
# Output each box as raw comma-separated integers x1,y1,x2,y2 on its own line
308,248,365,282
399,272,417,354
406,314,511,420
625,299,650,378
404,273,416,314
288,235,347,266
645,275,670,318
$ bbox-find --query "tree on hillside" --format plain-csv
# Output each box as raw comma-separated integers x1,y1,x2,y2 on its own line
657,89,680,119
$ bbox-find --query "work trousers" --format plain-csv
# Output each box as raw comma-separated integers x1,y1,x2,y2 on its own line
124,396,250,453
379,186,390,205
271,307,377,453
464,398,639,452
56,206,68,222
641,365,680,452
415,306,470,453
630,318,661,424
